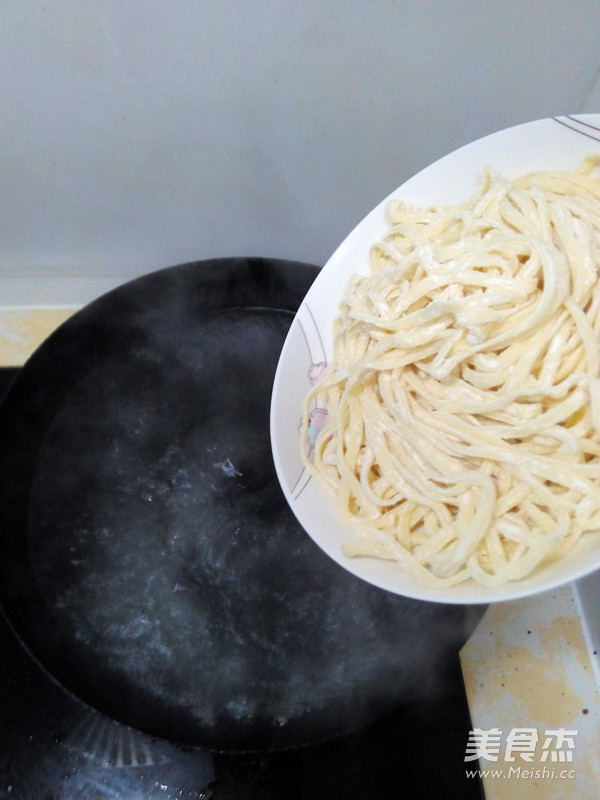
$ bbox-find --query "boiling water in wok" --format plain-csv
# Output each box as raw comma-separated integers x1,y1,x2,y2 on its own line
0,258,483,750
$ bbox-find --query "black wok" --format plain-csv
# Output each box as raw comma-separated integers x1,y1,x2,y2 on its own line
0,257,484,751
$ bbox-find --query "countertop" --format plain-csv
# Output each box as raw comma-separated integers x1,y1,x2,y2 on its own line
1,304,598,799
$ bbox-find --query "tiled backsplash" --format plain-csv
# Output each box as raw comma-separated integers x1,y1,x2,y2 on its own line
2,2,600,303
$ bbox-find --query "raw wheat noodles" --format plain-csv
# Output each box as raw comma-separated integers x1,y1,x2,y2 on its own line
301,158,600,587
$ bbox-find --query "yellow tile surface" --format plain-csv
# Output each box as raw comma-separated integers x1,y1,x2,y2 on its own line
0,307,77,365
460,585,600,798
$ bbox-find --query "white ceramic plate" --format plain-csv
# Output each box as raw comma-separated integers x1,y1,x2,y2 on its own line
271,115,600,605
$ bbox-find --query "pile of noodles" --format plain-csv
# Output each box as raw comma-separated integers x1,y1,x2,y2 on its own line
302,158,600,587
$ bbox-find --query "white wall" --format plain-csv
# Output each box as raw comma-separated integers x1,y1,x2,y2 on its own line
2,0,600,303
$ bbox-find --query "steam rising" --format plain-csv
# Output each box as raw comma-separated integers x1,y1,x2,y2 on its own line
22,297,481,749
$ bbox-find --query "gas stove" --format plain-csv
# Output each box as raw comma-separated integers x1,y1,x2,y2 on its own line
0,366,482,800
